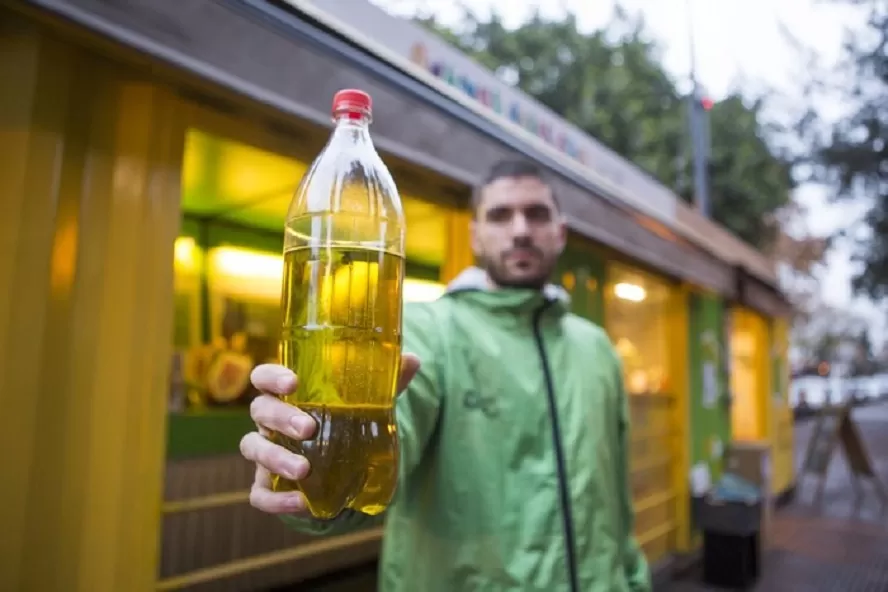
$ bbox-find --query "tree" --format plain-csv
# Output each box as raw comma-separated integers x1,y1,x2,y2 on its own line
707,95,796,249
799,0,888,301
416,5,795,250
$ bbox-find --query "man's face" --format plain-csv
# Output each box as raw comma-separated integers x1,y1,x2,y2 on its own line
471,175,566,289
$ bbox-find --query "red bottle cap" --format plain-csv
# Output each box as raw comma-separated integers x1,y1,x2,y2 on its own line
332,89,372,117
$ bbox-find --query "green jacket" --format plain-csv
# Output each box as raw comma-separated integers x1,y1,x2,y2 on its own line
282,267,651,592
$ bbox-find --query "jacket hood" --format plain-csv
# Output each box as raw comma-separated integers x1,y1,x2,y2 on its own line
444,266,571,305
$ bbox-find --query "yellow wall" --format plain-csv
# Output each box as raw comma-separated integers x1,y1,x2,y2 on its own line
441,208,474,283
1,16,182,592
667,285,691,553
770,318,795,495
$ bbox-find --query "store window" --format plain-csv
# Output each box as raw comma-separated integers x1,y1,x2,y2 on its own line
170,127,456,413
166,125,458,462
604,262,677,563
168,219,449,414
604,263,672,396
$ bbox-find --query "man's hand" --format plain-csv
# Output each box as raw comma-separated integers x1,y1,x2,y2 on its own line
239,354,421,515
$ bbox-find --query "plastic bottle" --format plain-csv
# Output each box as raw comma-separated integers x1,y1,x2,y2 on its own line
272,89,405,519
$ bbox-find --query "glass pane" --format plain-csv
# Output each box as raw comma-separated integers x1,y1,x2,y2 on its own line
170,220,446,414
605,263,672,396
730,308,768,441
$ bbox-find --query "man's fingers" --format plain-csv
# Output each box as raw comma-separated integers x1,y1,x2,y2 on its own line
251,364,297,395
254,463,272,489
246,364,312,517
246,357,419,516
249,465,308,514
239,432,311,481
249,486,306,514
250,394,316,440
397,353,421,393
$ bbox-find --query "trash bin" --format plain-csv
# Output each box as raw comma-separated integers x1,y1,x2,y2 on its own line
694,494,763,589
725,442,774,545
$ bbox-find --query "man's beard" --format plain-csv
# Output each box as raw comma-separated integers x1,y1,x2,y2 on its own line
478,248,555,290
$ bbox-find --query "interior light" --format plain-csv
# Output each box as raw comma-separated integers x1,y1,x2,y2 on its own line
210,246,284,301
404,278,446,302
174,236,197,271
212,247,284,281
614,337,638,359
614,282,646,302
208,246,447,304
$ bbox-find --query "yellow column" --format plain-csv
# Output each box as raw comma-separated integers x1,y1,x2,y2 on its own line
667,285,692,552
440,207,474,283
770,317,794,495
758,317,774,444
0,14,183,592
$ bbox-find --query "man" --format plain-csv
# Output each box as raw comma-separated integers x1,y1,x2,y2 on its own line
240,160,652,591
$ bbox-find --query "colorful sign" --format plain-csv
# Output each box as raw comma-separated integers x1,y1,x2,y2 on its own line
296,0,678,225
408,42,587,162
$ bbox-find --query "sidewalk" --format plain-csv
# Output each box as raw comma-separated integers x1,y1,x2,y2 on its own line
666,402,888,591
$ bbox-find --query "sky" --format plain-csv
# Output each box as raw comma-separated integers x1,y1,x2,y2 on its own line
372,0,885,344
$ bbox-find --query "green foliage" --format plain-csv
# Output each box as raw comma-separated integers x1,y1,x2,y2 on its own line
803,0,888,301
416,6,794,250
708,95,796,248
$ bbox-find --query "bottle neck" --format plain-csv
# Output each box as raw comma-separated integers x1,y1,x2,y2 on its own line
331,112,372,143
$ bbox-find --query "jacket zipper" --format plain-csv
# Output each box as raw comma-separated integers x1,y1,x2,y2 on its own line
532,302,580,592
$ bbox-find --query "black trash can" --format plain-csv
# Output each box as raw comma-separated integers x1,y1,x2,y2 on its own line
693,495,763,589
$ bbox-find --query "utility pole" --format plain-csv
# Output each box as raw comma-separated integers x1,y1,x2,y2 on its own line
686,0,712,218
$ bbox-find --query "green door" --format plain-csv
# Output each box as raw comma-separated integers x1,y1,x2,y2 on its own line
687,292,732,529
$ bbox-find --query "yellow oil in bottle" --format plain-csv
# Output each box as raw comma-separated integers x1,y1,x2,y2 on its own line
272,241,404,519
